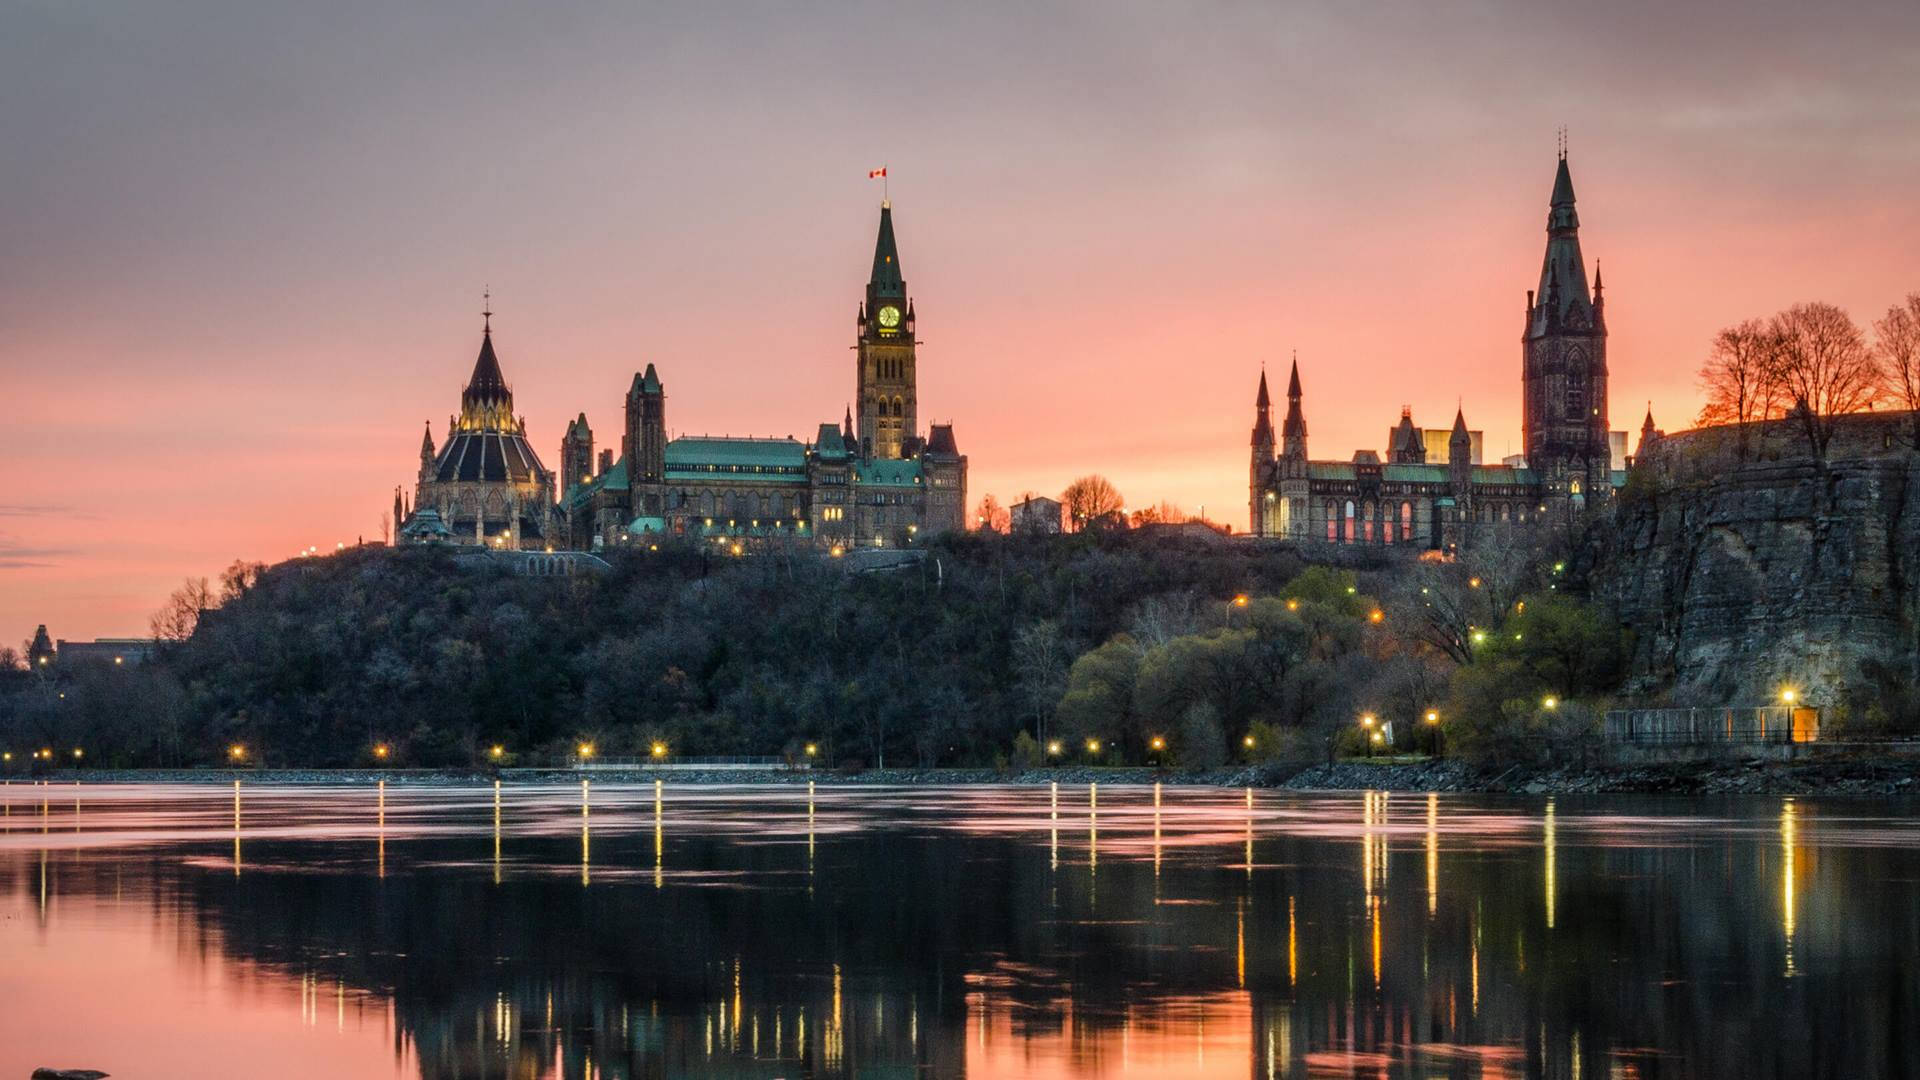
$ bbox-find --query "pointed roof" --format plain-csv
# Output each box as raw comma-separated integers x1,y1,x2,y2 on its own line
420,421,435,454
1531,153,1594,335
1451,407,1470,438
1256,369,1271,408
869,204,905,300
1642,403,1656,431
465,328,509,401
1286,356,1302,399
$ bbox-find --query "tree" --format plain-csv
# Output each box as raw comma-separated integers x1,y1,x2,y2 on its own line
1697,319,1783,460
1128,501,1186,528
1010,620,1071,742
1060,475,1124,531
150,576,215,642
1769,302,1880,463
1874,292,1920,449
973,494,1011,534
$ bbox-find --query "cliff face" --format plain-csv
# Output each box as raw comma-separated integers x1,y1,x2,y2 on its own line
1601,415,1920,720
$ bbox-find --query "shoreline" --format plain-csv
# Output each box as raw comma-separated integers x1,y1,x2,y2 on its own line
13,755,1920,797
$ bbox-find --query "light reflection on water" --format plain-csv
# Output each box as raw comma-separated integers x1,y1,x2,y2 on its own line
0,780,1916,1078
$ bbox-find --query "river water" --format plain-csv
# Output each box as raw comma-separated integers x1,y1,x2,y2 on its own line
0,782,1913,1078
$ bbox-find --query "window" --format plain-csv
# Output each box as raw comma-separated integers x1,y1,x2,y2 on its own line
1326,504,1337,542
1344,500,1356,544
1566,383,1584,415
1401,501,1413,541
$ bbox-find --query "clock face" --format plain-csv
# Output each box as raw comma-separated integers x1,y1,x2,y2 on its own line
877,305,901,328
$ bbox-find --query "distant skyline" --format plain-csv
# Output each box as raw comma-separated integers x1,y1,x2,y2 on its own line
5,2,1919,640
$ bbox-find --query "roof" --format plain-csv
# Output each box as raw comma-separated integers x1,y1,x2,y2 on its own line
464,331,509,402
665,436,809,484
434,428,549,484
1471,466,1538,486
629,364,663,397
1531,155,1594,335
1308,463,1356,482
853,458,924,487
626,515,668,534
1382,464,1448,483
813,423,849,459
926,423,959,455
870,204,905,298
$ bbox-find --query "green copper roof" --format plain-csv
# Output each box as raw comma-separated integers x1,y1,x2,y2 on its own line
667,437,807,468
813,423,849,459
626,515,668,534
564,456,628,509
1471,466,1536,486
853,459,924,487
1382,464,1449,483
1307,463,1356,482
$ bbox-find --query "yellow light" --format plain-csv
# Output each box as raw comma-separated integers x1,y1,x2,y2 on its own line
1468,577,1481,588
1085,739,1101,754
1149,736,1165,751
1232,594,1249,608
72,748,83,760
1542,696,1558,710
578,742,595,759
1780,688,1797,704
1360,713,1376,727
830,545,844,558
114,656,123,665
1472,630,1487,643
1346,586,1357,594
229,744,246,761
1243,734,1256,749
650,742,668,758
489,745,504,760
1368,609,1384,624
1425,710,1440,725
1285,598,1299,612
1046,740,1063,756
1,752,9,762
373,743,390,759
804,743,818,757
1370,732,1385,745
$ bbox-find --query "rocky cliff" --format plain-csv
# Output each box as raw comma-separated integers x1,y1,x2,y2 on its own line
1600,414,1920,726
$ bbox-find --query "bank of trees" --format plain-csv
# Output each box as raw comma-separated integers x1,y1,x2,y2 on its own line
1698,294,1920,460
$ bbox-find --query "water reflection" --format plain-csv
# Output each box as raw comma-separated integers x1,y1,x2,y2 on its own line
0,783,1916,1078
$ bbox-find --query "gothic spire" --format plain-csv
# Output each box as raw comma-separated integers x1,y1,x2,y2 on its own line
1251,369,1275,449
1531,151,1593,337
868,203,905,301
1255,368,1271,409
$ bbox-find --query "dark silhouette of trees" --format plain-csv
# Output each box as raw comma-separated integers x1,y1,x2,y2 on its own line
1874,292,1920,449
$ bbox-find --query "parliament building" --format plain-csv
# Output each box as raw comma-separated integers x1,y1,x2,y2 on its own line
1249,152,1634,548
397,202,967,551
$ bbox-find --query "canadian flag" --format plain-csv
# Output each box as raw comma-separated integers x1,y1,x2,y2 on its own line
868,167,887,179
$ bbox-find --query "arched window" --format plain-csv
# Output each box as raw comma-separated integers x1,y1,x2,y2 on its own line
1326,503,1337,542
892,397,905,418
1344,500,1356,544
1401,501,1414,541
1360,501,1373,543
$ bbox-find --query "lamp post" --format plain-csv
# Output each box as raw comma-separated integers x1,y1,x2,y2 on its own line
1360,713,1376,759
1425,709,1443,758
1227,594,1250,627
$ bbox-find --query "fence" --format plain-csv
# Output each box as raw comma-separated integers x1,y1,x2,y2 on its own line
562,755,805,772
1602,706,1820,745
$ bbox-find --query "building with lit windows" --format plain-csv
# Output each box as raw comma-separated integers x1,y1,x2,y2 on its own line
1249,151,1631,549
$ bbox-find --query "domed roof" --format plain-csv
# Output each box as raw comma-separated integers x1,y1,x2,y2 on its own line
434,429,548,483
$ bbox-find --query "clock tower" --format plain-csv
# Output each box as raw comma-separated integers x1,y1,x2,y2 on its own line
856,201,918,459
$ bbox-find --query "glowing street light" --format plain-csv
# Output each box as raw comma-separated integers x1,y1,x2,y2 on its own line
1368,609,1385,624
1360,713,1376,728
373,743,391,760
1471,630,1487,644
1780,688,1798,705
1232,594,1250,608
1285,599,1300,612
1149,736,1166,751
650,742,668,759
577,742,596,760
804,743,818,757
1542,696,1559,710
488,745,505,761
1243,734,1256,749
229,744,246,763
1085,738,1102,755
1046,740,1063,757
1425,710,1440,725
72,748,83,761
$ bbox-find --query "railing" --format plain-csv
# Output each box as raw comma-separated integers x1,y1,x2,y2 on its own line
562,755,806,771
1602,706,1820,745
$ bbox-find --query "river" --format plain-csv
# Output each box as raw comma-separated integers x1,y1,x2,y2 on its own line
0,782,1913,1078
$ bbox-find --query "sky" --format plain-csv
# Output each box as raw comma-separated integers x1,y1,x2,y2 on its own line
4,1,1919,643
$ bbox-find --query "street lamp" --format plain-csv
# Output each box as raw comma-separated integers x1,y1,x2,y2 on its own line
1368,609,1384,624
229,744,246,763
650,742,668,759
804,743,818,758
1046,740,1063,758
1360,713,1376,759
488,745,505,761
577,742,596,761
1542,696,1558,710
1149,736,1166,751
1780,688,1797,705
1085,738,1102,756
72,748,84,761
373,743,391,761
1243,734,1256,750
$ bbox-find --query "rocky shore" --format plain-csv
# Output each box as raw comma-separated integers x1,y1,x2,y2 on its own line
28,753,1920,796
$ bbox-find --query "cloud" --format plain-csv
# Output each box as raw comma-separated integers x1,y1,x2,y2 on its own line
0,504,70,517
0,534,77,569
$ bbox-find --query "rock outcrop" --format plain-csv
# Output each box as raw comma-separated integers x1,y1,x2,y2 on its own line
1600,414,1919,724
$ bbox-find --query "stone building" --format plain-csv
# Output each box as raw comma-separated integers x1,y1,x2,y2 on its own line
559,202,967,550
1249,151,1626,548
399,305,560,548
1010,495,1064,535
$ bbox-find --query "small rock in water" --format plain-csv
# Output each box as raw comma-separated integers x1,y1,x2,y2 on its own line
33,1069,109,1079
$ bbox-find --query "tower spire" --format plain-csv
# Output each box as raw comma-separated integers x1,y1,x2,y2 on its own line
483,286,492,335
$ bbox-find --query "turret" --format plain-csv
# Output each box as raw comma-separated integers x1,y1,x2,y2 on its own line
856,202,918,459
1522,145,1611,499
418,421,435,483
1449,407,1473,486
28,625,54,669
1280,357,1308,460
1250,369,1276,453
561,413,595,493
624,364,667,487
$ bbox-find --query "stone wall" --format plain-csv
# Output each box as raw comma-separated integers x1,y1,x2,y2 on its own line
1600,413,1919,723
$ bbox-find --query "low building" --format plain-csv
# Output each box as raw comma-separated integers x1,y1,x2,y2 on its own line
1010,495,1064,535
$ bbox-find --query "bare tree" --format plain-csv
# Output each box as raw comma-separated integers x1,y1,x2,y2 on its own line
1011,620,1072,744
1697,319,1782,460
1770,302,1880,462
1060,475,1124,531
1875,292,1920,449
973,494,1010,534
150,577,215,642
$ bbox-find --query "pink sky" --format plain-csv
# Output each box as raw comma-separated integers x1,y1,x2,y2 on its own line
5,3,1919,641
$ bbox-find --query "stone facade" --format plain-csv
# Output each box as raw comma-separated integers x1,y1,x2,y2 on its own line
560,202,967,551
1250,153,1623,548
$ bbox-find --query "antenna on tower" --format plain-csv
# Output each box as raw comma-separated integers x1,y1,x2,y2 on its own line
1557,126,1568,160
483,286,493,334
